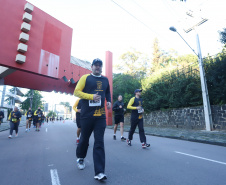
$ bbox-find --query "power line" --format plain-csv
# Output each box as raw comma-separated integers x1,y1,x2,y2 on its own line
110,0,172,45
110,0,158,35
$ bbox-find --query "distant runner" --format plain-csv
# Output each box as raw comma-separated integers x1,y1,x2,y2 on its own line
34,107,43,131
8,106,21,138
127,89,150,148
0,110,4,126
25,107,33,132
112,95,126,141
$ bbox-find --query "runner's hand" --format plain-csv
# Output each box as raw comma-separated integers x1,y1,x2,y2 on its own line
107,102,111,110
136,106,142,110
93,93,101,101
119,105,122,108
77,109,81,113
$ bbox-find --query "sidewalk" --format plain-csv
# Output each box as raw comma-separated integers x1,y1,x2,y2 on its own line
107,125,226,147
0,121,26,132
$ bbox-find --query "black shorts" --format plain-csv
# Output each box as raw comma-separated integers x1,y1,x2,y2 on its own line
114,115,124,124
76,113,81,128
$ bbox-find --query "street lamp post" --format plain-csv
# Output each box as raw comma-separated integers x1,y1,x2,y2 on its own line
169,26,213,131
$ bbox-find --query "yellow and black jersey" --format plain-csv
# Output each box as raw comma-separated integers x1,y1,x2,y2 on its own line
127,97,143,120
74,74,111,119
8,111,22,123
25,110,33,121
34,110,43,121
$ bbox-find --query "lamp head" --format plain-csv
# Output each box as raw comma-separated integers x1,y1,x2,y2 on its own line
169,26,177,32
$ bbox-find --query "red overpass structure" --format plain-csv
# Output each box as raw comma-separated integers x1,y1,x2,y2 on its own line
0,0,113,125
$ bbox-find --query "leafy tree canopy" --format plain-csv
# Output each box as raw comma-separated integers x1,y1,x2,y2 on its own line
21,90,43,111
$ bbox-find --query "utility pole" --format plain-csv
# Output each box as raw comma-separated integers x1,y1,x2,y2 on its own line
196,34,213,131
169,10,213,131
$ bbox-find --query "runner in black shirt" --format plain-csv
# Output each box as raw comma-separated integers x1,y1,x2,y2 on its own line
74,58,111,181
25,107,33,132
0,110,4,126
127,89,150,148
113,95,126,141
8,106,21,138
34,107,43,132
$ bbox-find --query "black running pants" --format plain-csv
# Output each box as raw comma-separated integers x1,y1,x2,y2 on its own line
128,118,146,143
76,118,106,175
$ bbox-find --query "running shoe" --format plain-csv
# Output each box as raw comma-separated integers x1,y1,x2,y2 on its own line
113,135,116,140
121,136,126,141
8,135,12,138
142,143,150,148
94,173,107,181
127,139,131,146
77,158,85,170
25,129,28,132
76,139,80,145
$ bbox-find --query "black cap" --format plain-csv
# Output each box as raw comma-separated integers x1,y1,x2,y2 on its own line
92,58,103,66
134,89,142,94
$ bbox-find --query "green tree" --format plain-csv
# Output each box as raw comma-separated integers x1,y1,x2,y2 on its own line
21,90,43,111
60,102,71,114
219,28,226,44
114,49,150,79
152,38,162,71
113,73,141,106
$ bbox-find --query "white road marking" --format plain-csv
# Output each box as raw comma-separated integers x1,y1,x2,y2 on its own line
48,164,54,167
46,128,48,132
175,151,226,165
50,169,61,185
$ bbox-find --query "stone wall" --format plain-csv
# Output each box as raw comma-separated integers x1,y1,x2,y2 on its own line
123,104,226,130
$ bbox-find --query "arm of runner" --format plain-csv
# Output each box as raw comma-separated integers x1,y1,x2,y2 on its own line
8,112,11,120
105,80,111,103
25,111,27,116
74,75,94,100
105,81,111,110
73,99,80,112
127,97,137,110
34,110,37,116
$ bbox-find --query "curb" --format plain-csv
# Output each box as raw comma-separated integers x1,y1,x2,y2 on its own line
146,133,226,147
107,126,226,147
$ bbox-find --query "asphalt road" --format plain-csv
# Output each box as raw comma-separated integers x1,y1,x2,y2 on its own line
0,120,225,185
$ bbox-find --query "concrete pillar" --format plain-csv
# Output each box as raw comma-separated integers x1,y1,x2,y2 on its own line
105,51,113,126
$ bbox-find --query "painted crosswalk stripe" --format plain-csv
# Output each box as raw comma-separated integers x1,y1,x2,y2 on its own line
175,151,226,165
50,169,61,185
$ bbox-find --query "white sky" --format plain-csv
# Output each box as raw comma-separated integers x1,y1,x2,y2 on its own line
26,0,226,106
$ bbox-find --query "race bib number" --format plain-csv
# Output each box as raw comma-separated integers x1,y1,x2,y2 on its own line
12,118,17,122
89,99,101,107
28,115,31,117
38,115,41,117
138,108,144,114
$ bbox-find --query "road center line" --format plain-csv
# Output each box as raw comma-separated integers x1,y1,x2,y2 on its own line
46,128,48,132
50,169,61,185
175,151,226,165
